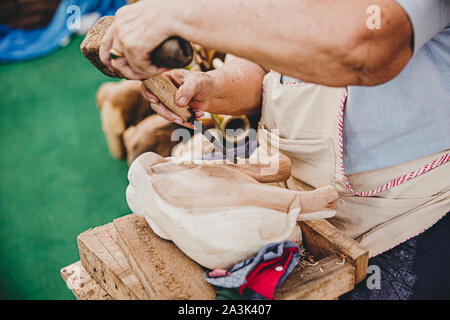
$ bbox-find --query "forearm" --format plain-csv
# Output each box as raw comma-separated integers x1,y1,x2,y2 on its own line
173,0,412,86
207,57,266,116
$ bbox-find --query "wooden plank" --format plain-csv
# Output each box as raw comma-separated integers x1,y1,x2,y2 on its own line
113,214,216,300
77,223,150,300
274,255,355,300
299,219,369,283
60,261,112,300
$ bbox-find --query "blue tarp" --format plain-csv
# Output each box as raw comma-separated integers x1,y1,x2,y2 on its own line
0,0,126,63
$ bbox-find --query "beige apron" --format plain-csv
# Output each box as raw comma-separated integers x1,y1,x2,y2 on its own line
258,71,450,257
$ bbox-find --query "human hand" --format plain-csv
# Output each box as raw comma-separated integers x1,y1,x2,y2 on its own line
99,0,177,80
141,69,218,128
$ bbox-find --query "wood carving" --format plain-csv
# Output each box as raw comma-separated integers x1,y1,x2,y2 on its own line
123,115,179,165
171,129,221,160
96,80,181,162
126,150,339,269
96,80,152,159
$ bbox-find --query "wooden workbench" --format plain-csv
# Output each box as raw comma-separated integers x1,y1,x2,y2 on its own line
61,214,368,300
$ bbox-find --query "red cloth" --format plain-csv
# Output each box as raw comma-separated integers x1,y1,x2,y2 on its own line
239,247,298,300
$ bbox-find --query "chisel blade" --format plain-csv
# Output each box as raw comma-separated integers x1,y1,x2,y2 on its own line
197,121,237,163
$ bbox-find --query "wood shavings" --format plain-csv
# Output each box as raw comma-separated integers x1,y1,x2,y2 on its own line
293,246,317,272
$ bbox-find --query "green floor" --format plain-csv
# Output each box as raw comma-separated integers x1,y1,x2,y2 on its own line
0,36,130,299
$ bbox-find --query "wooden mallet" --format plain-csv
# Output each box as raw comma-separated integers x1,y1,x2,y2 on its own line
81,16,194,123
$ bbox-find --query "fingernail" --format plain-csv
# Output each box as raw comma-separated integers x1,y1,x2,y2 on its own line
148,97,158,103
174,119,183,125
177,97,188,106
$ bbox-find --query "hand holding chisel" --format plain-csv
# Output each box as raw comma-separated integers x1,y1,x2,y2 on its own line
81,16,237,162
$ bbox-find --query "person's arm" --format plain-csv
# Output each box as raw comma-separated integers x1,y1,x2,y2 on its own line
141,57,266,125
101,0,413,87
174,0,413,86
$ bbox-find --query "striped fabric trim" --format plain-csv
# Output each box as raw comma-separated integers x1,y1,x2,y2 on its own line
337,89,450,197
282,81,312,87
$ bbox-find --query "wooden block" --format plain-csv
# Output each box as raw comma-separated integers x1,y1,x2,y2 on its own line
274,255,355,300
60,261,112,300
299,219,369,283
65,215,363,300
113,214,216,300
80,16,122,78
77,223,150,300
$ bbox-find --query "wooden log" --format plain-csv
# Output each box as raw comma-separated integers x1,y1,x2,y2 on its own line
299,219,369,283
113,214,216,300
60,261,112,300
77,223,150,300
275,255,355,300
